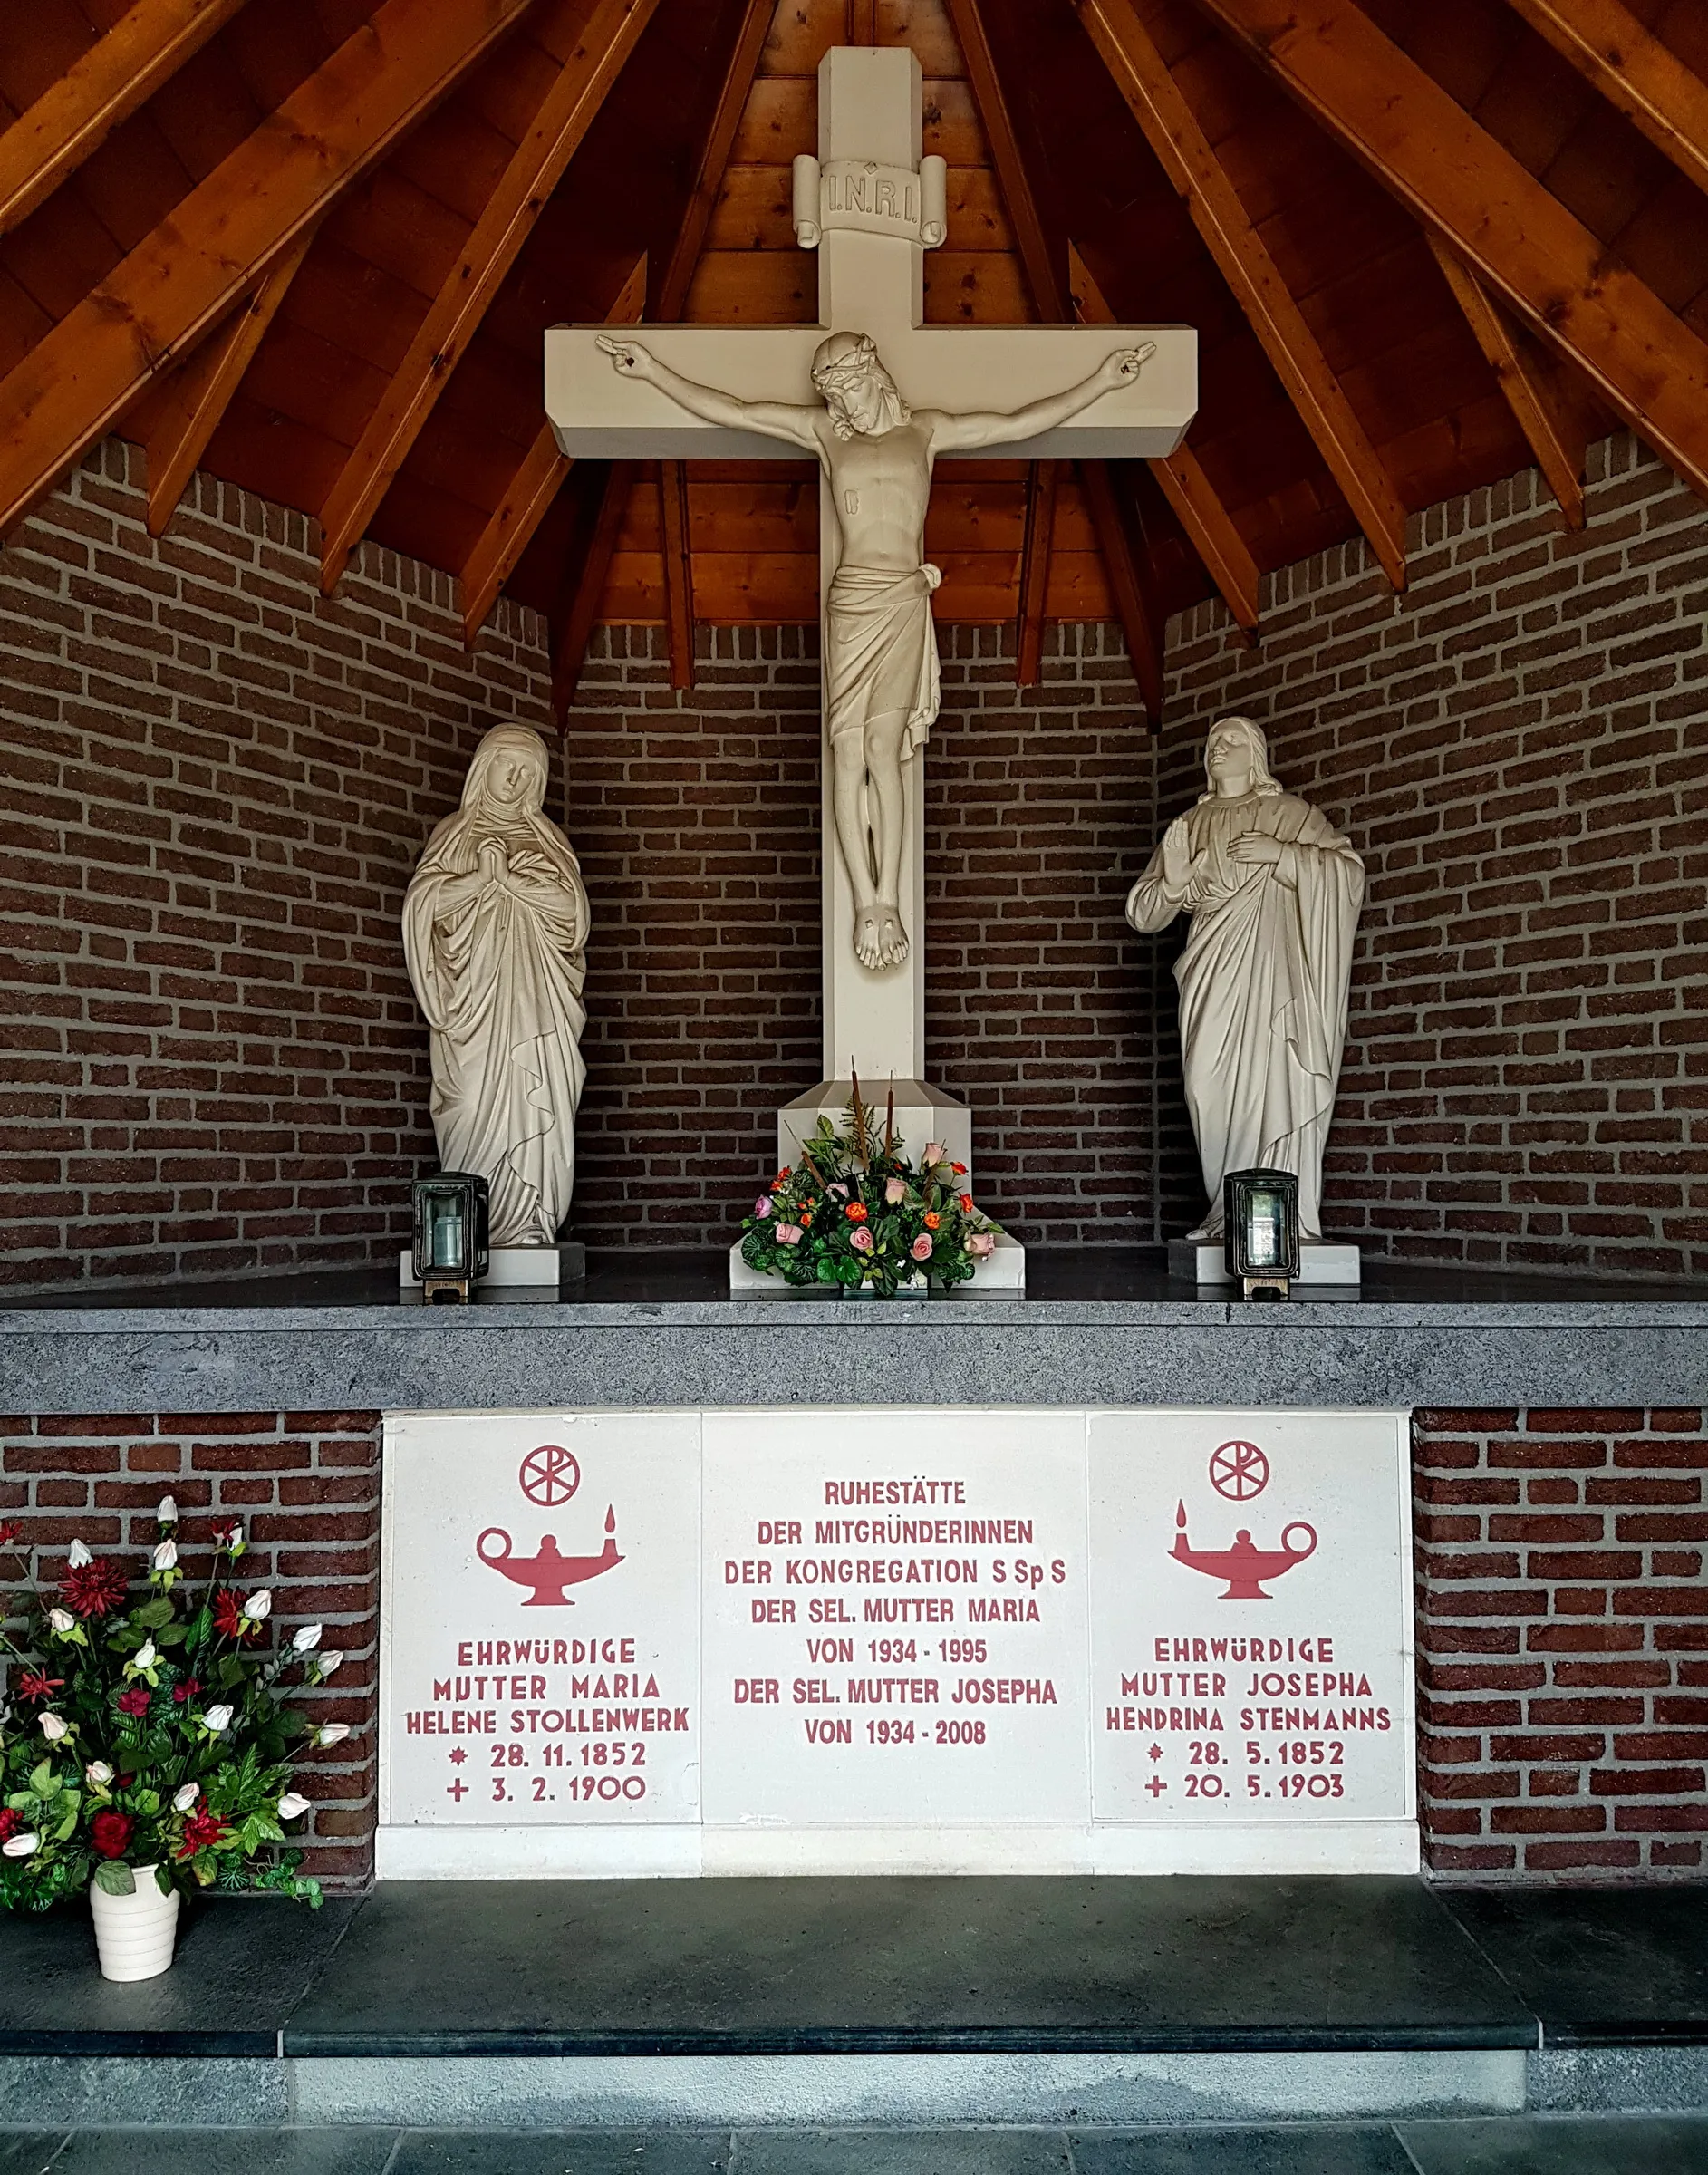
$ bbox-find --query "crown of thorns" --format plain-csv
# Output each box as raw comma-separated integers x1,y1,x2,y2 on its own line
811,337,883,396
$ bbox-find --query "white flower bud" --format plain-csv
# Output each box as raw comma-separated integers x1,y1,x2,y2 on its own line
151,1540,178,1573
2,1832,39,1858
201,1703,234,1735
315,1723,352,1748
172,1783,199,1812
85,1761,113,1788
157,1495,179,1525
66,1540,92,1569
292,1624,323,1653
317,1651,343,1678
47,1609,74,1634
276,1793,310,1821
242,1590,272,1622
38,1712,68,1743
130,1638,157,1671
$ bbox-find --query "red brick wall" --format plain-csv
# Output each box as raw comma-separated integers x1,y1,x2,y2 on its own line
564,620,1158,1249
0,1410,380,1890
0,440,551,1294
1415,1406,1708,1880
1162,435,1708,1278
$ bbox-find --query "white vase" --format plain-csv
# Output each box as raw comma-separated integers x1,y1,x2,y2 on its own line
89,1864,180,1982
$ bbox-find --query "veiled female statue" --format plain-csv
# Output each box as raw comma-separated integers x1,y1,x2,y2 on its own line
403,724,590,1248
1126,716,1365,1243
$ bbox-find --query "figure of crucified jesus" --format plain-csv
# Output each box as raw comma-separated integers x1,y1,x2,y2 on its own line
597,328,1154,970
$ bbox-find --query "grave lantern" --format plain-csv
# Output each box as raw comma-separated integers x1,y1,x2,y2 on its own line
1221,1168,1299,1301
411,1173,489,1304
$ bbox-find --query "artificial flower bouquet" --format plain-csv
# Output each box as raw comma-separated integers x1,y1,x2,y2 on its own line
0,1500,342,1914
739,1080,1003,1297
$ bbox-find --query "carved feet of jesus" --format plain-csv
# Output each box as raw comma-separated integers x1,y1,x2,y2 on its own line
855,903,909,970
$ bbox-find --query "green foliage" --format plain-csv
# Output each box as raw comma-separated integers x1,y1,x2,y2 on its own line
738,1083,1002,1299
0,1515,331,1913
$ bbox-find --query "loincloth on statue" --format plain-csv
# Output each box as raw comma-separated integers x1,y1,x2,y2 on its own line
825,562,942,759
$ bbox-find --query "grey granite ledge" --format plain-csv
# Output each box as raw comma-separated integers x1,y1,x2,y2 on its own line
3,1298,1705,1416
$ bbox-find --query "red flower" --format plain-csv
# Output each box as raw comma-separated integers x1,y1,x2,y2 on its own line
951,1163,968,1175
212,1521,243,1552
15,1672,63,1704
212,1590,259,1640
116,1685,150,1717
176,1809,227,1859
172,1677,202,1705
60,1557,129,1619
844,1202,869,1223
90,1810,133,1861
0,1808,21,1843
959,1193,974,1213
0,1522,21,1546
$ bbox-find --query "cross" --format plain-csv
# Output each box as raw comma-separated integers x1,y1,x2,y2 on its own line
1145,1775,1168,1797
447,1777,468,1802
545,46,1195,1219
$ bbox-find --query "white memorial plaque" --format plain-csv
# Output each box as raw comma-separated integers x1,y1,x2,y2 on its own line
700,1408,1090,1832
381,1411,700,1851
1089,1409,1414,1848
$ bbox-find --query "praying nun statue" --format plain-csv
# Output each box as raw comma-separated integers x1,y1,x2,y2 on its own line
1126,715,1365,1244
403,723,591,1248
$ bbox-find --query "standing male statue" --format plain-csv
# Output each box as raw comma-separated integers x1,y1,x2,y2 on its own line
403,723,591,1249
1126,716,1365,1247
598,328,1153,972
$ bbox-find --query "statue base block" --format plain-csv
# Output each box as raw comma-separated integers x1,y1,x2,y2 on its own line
1170,1239,1361,1288
399,1243,586,1290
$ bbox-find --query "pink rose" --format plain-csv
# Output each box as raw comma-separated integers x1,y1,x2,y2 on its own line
775,1223,803,1246
911,1233,933,1262
850,1227,874,1254
754,1195,774,1219
923,1141,946,1165
885,1177,906,1205
969,1231,997,1259
827,1182,849,1199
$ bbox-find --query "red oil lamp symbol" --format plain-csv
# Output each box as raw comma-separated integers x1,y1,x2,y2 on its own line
477,1508,622,1605
1170,1501,1317,1600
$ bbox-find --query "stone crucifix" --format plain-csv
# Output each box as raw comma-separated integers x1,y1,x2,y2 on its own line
545,44,1195,1184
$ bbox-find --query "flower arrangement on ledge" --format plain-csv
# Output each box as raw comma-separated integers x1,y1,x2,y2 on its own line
739,1078,1003,1297
0,1500,339,1917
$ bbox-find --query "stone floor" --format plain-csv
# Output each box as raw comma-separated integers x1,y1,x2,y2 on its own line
2,2118,1708,2171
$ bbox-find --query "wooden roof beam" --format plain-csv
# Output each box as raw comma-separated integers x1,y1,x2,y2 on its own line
1503,0,1708,203
1192,0,1708,500
316,0,660,595
1069,240,1261,633
459,253,645,645
0,0,537,540
1426,231,1587,529
1075,0,1407,592
0,0,246,237
944,0,1164,710
1015,458,1061,685
551,0,774,708
140,224,319,538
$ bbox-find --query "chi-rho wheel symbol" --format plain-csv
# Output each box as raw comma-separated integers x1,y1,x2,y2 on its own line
519,1444,580,1507
1209,1440,1269,1502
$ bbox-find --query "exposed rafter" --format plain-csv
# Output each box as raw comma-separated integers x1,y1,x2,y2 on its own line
1076,0,1408,592
316,0,661,594
1015,459,1061,685
1426,232,1587,530
1069,242,1260,633
0,0,246,238
0,0,536,539
659,458,696,686
1503,0,1708,202
944,0,1164,709
1192,0,1708,502
459,255,646,644
552,458,634,713
140,225,319,539
552,0,774,709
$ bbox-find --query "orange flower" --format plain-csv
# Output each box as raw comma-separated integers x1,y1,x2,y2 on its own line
951,1162,968,1175
845,1202,869,1223
801,1207,815,1224
958,1192,974,1213
923,1212,941,1230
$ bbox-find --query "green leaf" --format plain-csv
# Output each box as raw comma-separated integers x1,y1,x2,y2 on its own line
92,1860,136,1896
26,1761,51,1797
132,1599,173,1629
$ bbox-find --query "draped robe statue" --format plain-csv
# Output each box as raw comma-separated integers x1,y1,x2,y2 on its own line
1127,717,1365,1242
403,725,590,1248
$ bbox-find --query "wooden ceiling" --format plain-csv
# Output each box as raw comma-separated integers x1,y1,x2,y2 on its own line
2,0,1705,716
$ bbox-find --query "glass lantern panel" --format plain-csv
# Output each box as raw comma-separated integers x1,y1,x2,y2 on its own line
1246,1189,1282,1267
429,1195,465,1271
